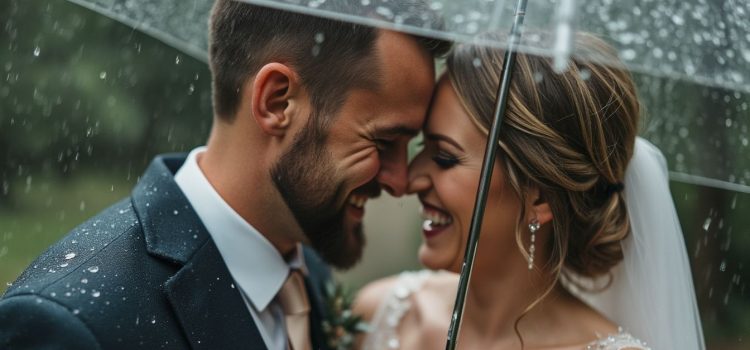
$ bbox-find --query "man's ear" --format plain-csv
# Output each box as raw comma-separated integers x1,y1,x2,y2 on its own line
528,187,553,226
250,63,301,137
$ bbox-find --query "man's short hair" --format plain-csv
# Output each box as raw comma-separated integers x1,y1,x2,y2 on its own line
208,0,451,121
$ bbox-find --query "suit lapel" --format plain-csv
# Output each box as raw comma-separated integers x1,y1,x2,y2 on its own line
164,240,267,350
305,277,330,350
132,155,267,350
301,247,334,350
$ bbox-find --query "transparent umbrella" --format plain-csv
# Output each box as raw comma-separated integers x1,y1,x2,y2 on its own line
56,0,750,348
65,0,750,191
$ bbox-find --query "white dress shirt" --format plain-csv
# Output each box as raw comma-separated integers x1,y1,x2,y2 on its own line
174,147,308,350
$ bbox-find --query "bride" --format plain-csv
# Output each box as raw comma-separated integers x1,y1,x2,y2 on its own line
354,33,705,349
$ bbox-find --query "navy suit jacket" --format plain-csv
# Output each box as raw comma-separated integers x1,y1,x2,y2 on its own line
0,155,333,350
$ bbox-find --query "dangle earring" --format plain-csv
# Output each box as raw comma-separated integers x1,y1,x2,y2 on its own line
528,218,540,270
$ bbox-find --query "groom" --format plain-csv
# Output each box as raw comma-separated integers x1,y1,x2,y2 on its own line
0,1,449,349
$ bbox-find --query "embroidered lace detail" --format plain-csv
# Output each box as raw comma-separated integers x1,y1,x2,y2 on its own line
585,329,651,350
362,270,651,350
361,270,433,350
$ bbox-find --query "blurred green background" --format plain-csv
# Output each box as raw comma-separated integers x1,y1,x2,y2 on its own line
1,1,748,348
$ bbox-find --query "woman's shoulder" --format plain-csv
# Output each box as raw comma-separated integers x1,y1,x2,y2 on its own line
354,270,456,321
355,270,457,349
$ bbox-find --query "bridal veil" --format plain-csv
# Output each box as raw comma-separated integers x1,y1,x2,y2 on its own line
567,137,706,350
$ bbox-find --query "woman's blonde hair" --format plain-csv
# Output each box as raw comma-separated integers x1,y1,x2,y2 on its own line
446,32,640,344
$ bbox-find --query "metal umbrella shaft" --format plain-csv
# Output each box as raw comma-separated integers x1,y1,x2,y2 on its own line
445,0,529,348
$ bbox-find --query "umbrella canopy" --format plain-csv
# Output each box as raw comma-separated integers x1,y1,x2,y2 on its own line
68,0,750,94
64,0,750,192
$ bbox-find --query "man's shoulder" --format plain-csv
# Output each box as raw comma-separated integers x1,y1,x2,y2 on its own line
4,197,144,299
0,195,190,348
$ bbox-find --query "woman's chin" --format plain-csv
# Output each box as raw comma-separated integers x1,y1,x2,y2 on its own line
418,244,459,272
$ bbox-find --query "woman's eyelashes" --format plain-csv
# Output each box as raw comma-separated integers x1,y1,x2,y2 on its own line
432,151,460,168
415,140,461,168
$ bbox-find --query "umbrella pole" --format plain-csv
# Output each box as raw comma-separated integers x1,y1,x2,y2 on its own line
445,0,529,348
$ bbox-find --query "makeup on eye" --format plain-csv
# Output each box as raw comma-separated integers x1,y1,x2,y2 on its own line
417,137,463,169
432,151,460,168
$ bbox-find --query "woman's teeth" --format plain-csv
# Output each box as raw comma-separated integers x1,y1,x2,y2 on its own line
348,194,368,209
421,206,453,226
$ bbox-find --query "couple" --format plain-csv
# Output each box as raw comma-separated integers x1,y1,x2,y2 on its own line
0,1,703,350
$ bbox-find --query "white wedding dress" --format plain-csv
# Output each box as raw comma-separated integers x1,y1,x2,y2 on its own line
361,270,650,350
361,138,705,350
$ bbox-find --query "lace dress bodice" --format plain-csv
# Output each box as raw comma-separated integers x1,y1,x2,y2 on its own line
361,271,651,350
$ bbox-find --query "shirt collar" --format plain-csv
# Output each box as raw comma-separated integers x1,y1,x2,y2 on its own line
174,147,307,311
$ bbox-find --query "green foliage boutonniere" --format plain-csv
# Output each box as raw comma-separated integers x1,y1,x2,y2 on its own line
322,280,370,350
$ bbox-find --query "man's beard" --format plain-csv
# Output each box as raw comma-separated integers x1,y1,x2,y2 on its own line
270,117,366,269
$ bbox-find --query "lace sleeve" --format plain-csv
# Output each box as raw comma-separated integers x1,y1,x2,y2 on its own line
361,270,433,350
587,330,652,350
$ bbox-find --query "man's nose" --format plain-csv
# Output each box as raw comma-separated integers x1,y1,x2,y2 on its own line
377,150,409,197
377,165,408,197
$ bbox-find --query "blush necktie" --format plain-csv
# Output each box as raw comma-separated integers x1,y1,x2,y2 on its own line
277,270,312,350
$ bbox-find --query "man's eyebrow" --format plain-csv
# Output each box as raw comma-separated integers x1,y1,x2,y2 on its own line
425,133,465,152
373,125,421,138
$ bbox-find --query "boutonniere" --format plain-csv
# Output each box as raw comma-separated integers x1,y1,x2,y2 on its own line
321,280,370,350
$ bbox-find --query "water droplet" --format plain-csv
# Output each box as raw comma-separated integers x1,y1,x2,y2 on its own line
92,290,101,298
175,55,181,64
81,278,88,284
375,6,394,19
173,210,179,215
720,260,727,272
314,32,325,43
33,46,40,57
87,266,99,273
151,318,156,324
50,292,56,297
72,309,80,315
579,68,591,80
99,71,107,80
60,263,69,268
620,49,636,60
703,217,712,231
65,252,77,260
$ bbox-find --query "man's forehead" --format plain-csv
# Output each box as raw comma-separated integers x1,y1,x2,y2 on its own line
371,123,421,138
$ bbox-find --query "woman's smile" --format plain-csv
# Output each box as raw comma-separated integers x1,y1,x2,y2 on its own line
420,202,454,239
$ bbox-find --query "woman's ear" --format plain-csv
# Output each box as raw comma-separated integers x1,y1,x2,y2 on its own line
250,63,301,137
528,186,553,226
